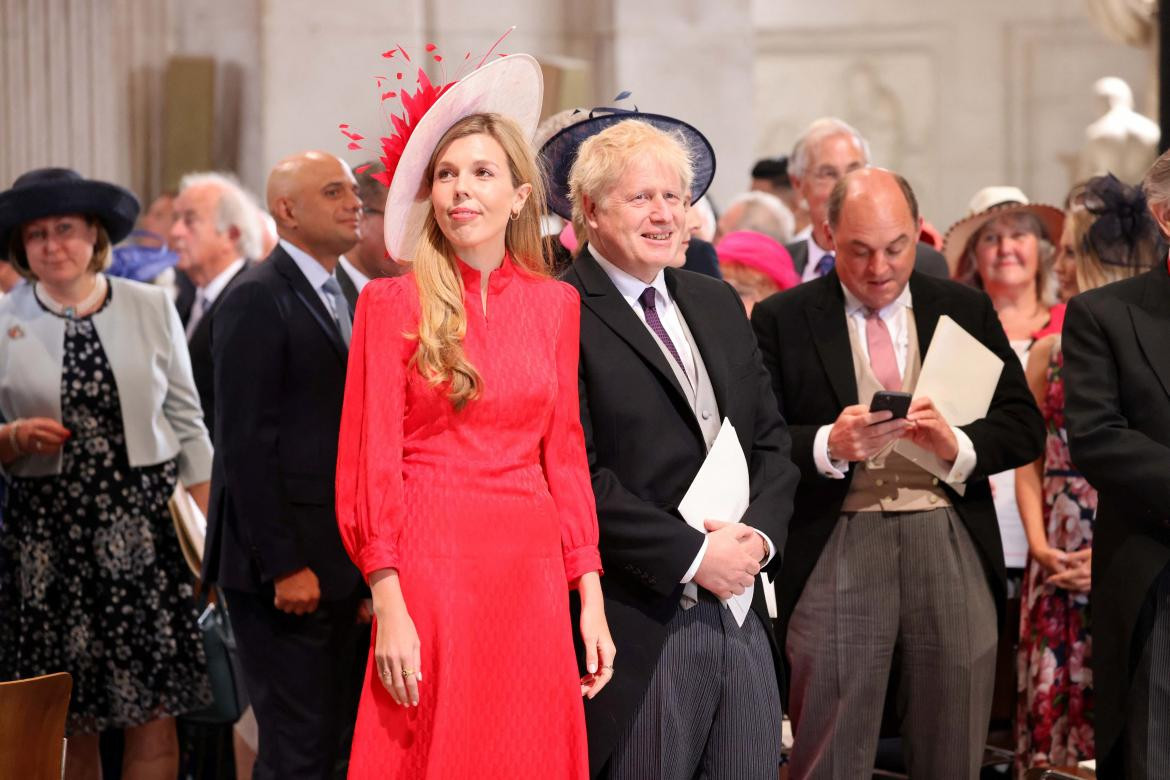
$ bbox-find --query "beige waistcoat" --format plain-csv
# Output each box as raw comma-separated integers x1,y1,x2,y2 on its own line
840,312,952,512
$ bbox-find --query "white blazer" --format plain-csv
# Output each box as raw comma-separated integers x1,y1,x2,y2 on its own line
0,275,212,484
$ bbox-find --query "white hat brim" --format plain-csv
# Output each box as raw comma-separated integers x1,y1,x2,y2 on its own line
384,54,544,261
941,202,1065,275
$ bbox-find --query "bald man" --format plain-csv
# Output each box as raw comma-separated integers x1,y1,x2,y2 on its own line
203,151,364,779
751,169,1043,778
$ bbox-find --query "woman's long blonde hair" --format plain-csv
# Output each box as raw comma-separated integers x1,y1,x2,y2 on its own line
410,112,552,410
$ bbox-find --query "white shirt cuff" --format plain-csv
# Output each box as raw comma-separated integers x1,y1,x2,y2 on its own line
681,537,708,583
943,425,977,485
754,529,777,566
813,424,850,479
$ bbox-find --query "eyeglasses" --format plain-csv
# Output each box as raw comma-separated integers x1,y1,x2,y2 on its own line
361,207,384,217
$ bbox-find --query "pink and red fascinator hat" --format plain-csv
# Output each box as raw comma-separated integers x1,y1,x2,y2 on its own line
341,32,543,262
716,230,800,291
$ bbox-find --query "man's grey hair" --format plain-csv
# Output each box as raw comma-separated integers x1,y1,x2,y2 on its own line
178,171,264,260
722,191,795,243
1142,147,1170,208
789,117,871,179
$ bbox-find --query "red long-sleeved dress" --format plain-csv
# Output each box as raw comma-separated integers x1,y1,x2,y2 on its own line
336,256,601,779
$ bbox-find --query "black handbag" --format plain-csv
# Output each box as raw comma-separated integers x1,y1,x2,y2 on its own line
185,588,250,725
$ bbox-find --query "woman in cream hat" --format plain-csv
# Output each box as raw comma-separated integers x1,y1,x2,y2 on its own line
334,49,614,778
942,186,1067,578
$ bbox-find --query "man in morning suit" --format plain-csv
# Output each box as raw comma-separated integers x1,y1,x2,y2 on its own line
751,168,1044,778
203,151,364,779
170,171,258,439
1062,151,1170,779
786,117,948,282
563,118,799,779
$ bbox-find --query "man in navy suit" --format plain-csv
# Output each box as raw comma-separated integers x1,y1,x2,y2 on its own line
203,151,364,779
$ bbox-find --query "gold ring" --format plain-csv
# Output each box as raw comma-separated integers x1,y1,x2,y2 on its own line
401,668,414,678
380,668,392,679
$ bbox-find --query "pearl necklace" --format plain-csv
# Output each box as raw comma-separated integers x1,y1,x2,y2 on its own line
35,274,108,318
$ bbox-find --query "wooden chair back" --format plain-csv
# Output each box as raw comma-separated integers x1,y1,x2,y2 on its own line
0,672,72,780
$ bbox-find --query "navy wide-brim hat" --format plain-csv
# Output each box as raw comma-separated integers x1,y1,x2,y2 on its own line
539,109,717,221
0,167,140,261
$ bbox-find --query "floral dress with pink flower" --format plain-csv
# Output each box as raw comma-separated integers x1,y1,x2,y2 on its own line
1016,341,1096,774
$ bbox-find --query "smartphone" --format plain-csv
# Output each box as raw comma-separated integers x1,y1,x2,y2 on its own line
869,390,912,420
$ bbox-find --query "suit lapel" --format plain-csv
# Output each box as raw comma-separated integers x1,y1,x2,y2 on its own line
574,251,688,403
786,240,809,276
805,273,857,407
335,263,359,317
908,272,943,355
273,249,347,361
1131,265,1170,398
667,269,729,416
191,260,251,346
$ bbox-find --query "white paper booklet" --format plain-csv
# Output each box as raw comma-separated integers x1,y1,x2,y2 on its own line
893,315,1004,494
677,418,754,626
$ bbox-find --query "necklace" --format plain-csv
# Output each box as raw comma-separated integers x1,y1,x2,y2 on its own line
35,274,108,318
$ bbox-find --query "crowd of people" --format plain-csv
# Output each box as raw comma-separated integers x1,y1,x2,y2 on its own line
0,41,1168,780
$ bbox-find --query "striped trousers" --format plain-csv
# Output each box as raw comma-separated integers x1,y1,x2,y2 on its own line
1124,571,1170,779
606,594,783,780
786,507,998,780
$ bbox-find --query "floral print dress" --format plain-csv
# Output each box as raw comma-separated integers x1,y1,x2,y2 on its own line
0,291,211,735
1015,341,1096,773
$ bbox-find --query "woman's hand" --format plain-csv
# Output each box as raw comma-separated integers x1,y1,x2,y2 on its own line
370,569,421,707
577,572,616,699
4,417,70,460
1030,544,1072,577
1046,549,1092,593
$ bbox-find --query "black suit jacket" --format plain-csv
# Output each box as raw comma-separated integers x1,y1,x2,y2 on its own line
750,271,1044,704
1062,263,1170,775
202,246,361,600
563,250,799,775
187,260,250,439
786,237,950,279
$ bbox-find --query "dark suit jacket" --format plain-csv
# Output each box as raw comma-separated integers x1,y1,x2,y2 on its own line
563,250,800,775
682,237,722,279
334,261,360,317
187,260,250,439
202,246,361,601
1062,263,1170,775
786,237,950,279
750,270,1044,705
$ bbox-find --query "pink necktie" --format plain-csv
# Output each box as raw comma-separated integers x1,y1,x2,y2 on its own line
865,308,901,391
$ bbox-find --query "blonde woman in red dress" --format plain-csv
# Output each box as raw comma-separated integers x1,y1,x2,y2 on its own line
335,52,615,778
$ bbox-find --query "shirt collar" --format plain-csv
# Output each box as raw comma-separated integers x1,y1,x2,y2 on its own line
200,258,246,305
338,255,371,292
840,279,913,319
591,247,670,307
807,233,834,265
280,239,334,292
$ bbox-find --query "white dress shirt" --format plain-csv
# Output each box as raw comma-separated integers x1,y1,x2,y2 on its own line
280,239,344,320
811,281,977,485
338,255,372,294
591,249,777,584
800,233,836,284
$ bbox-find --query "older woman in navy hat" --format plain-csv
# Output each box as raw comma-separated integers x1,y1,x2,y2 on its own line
0,168,212,779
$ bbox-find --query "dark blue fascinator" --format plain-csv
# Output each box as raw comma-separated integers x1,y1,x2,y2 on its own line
538,96,717,220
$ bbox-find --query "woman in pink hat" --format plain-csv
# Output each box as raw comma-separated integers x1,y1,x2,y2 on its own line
716,230,800,315
334,52,614,778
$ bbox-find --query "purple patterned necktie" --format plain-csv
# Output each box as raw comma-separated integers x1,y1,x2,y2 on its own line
638,287,688,380
814,251,835,277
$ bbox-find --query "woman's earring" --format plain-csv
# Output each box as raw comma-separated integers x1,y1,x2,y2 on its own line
510,210,520,221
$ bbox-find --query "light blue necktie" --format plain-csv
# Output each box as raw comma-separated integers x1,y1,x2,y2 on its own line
321,276,352,347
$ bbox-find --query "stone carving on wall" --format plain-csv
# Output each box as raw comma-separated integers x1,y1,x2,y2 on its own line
1078,76,1160,184
1086,0,1156,46
841,59,909,173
